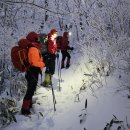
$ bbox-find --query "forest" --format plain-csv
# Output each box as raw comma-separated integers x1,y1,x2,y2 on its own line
0,0,130,130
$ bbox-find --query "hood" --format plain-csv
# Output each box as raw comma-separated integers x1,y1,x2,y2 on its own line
63,32,69,37
26,32,39,42
50,29,57,35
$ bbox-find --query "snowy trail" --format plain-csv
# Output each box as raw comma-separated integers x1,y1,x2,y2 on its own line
3,54,130,130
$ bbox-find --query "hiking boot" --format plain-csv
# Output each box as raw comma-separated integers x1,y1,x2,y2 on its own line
41,81,50,87
41,79,52,87
21,108,31,115
61,65,65,69
66,64,70,69
49,80,52,86
21,99,31,115
61,60,65,69
21,99,31,111
42,73,51,86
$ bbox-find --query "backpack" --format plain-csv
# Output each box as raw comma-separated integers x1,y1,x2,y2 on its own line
39,33,49,65
39,33,48,54
11,39,30,72
56,36,62,50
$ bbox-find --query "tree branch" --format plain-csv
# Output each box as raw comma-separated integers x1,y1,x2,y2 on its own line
4,1,66,15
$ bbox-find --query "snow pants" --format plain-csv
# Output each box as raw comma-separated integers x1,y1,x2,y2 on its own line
61,50,71,67
21,66,41,113
45,53,56,75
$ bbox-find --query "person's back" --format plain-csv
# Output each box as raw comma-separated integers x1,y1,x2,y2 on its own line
27,32,44,74
61,32,74,69
21,32,45,115
41,29,58,87
61,32,69,51
56,36,62,50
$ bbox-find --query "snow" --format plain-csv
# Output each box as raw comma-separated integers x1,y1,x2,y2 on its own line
1,0,130,129
3,52,130,130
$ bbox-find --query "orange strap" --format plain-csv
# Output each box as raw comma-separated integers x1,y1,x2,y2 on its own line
18,49,26,68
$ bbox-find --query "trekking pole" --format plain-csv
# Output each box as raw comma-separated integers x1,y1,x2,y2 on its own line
40,72,42,85
57,56,61,91
56,54,60,90
51,84,56,111
57,54,59,66
59,60,62,91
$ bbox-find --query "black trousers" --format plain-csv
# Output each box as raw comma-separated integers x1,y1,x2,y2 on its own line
61,50,71,61
45,53,56,75
24,66,40,100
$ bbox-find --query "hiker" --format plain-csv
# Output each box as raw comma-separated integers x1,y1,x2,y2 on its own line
21,32,45,115
38,33,49,66
41,29,58,87
61,31,74,69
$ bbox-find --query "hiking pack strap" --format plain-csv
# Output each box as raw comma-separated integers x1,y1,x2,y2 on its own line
18,49,30,71
18,49,25,66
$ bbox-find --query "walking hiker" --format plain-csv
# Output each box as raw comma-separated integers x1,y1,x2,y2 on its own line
21,32,45,115
61,32,74,69
41,29,58,87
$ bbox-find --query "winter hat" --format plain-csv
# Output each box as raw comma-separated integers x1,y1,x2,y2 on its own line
26,32,39,42
50,29,57,35
18,39,31,48
63,32,69,37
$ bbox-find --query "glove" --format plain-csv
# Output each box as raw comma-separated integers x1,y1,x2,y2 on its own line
71,47,74,50
57,49,60,52
56,53,59,58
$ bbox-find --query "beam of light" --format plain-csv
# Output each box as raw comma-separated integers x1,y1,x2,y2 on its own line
69,32,72,36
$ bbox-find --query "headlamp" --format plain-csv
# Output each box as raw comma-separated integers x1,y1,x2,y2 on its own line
69,32,72,36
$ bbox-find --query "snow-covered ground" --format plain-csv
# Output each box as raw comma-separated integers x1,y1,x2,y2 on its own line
3,52,130,130
1,0,130,129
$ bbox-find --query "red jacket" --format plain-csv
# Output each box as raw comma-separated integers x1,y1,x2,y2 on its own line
61,36,69,51
48,33,57,54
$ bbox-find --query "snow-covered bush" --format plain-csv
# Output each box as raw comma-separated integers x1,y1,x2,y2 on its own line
0,98,17,129
0,70,4,93
78,0,130,96
9,67,27,100
0,0,130,116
